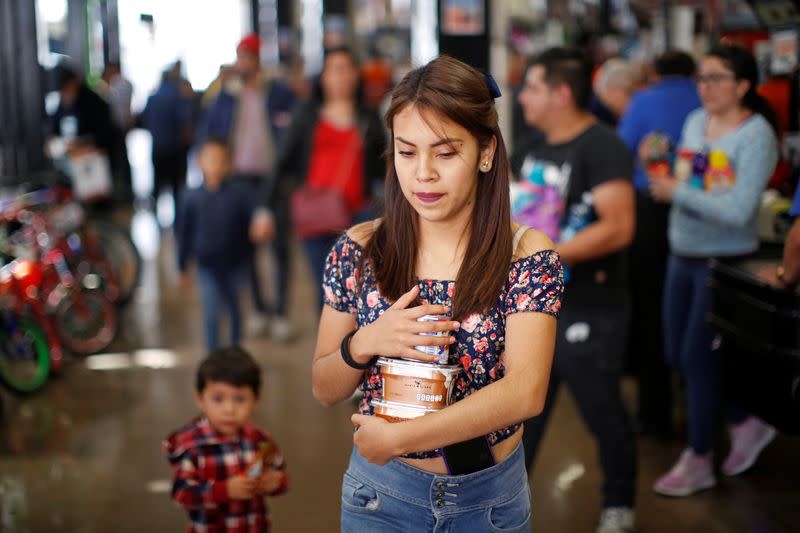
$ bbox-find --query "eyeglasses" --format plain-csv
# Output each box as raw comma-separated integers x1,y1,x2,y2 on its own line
697,73,735,85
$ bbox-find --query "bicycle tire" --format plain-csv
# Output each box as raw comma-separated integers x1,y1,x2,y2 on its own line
0,319,51,394
55,288,118,355
84,219,141,305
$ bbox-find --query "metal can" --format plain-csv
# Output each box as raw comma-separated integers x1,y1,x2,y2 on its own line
415,314,451,364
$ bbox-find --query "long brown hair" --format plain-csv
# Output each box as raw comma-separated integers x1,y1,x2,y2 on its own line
364,55,513,320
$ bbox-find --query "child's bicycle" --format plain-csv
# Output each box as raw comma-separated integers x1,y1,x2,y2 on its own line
0,310,50,395
0,263,51,394
12,186,141,306
1,201,119,358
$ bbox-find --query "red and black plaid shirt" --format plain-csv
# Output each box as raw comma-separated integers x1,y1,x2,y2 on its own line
163,417,288,532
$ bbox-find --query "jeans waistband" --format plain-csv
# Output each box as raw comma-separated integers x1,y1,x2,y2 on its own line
346,443,527,512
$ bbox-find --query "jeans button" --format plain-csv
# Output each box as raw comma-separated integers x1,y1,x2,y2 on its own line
436,499,445,508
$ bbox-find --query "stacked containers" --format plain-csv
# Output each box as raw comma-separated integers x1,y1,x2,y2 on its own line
371,315,462,422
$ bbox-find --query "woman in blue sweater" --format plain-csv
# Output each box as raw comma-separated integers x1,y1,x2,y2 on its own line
649,45,779,497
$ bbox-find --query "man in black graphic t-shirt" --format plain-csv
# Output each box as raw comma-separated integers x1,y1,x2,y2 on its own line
511,125,633,290
512,48,637,533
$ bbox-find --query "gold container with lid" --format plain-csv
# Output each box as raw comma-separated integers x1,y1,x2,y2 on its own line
371,357,461,422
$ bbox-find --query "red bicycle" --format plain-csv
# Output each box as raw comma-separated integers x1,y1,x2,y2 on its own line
14,187,140,306
0,260,52,393
1,200,118,358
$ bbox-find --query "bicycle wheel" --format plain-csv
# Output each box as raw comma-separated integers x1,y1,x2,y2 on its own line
84,219,141,305
55,287,118,354
0,318,51,394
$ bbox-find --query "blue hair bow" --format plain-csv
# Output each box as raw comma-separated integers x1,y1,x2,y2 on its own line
485,74,502,99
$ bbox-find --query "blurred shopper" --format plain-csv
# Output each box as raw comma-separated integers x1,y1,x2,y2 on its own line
649,45,779,497
198,33,296,342
287,55,312,102
164,347,288,531
101,62,134,132
617,50,702,440
509,45,545,152
588,69,618,127
778,186,800,286
762,185,800,287
594,58,639,120
311,54,563,532
361,51,393,108
139,70,193,222
202,64,235,108
50,66,117,173
268,46,385,310
514,48,637,533
177,139,272,351
100,62,134,204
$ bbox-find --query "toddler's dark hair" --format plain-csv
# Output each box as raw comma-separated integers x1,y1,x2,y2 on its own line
196,346,261,395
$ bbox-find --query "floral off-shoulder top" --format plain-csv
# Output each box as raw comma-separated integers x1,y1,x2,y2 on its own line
322,231,564,459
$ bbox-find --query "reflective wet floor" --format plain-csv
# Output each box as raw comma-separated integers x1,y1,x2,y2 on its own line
1,210,798,532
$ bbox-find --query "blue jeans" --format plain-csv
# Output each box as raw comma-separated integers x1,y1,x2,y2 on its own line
303,235,339,311
341,443,531,533
303,210,376,311
197,264,246,351
663,255,747,454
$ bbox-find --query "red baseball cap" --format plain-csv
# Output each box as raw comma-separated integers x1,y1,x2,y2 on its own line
237,33,260,57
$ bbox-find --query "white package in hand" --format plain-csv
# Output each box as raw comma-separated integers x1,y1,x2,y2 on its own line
69,151,112,201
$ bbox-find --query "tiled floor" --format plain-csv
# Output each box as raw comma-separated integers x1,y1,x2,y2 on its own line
1,210,797,532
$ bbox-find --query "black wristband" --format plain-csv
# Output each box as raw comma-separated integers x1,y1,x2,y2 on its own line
341,330,376,370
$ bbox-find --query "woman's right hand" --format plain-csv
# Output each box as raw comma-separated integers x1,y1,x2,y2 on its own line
348,285,459,364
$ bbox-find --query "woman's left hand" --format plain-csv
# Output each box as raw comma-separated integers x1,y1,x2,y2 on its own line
649,175,679,203
351,414,401,466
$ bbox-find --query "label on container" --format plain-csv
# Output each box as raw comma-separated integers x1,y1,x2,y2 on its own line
382,373,449,409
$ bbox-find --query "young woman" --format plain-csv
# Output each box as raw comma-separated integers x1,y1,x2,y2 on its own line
270,46,385,310
649,44,779,497
311,55,564,532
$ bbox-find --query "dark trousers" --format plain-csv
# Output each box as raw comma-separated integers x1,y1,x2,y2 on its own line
663,256,748,454
523,290,637,508
237,175,291,318
152,149,187,223
628,191,673,436
110,131,133,204
303,234,338,312
270,196,291,316
197,264,246,351
301,208,375,311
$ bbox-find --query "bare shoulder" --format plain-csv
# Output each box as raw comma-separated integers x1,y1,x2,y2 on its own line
512,224,555,261
346,218,381,248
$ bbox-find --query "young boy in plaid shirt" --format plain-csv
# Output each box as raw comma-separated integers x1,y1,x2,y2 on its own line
164,347,288,532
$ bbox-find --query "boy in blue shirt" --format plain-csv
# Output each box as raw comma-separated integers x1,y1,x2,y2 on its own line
177,139,272,349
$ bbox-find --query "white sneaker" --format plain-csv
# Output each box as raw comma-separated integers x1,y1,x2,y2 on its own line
246,314,270,337
270,317,295,343
596,507,635,533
